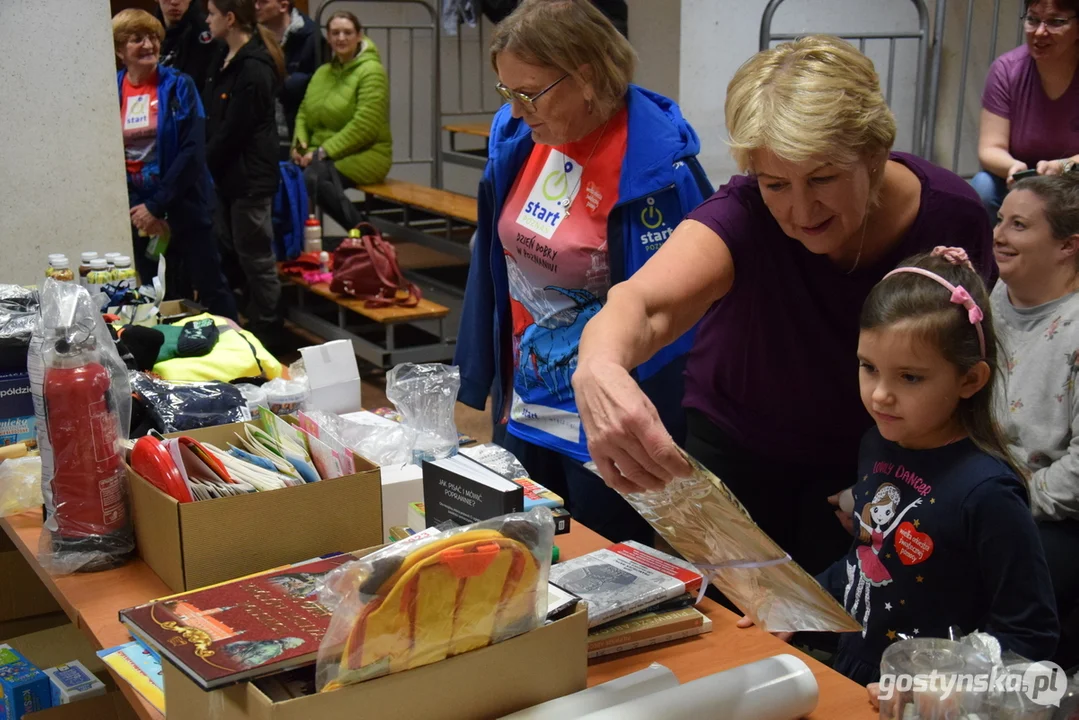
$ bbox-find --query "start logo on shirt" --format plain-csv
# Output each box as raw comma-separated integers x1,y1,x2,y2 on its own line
515,153,583,240
125,94,154,130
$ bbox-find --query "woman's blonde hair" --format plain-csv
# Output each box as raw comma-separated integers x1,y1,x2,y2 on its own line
489,0,636,115
726,35,897,174
112,9,165,53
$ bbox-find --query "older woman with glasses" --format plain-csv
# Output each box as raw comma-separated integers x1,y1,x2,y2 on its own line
973,0,1079,219
455,0,712,546
572,35,995,577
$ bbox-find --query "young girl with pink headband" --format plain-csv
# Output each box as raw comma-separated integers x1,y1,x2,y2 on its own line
748,248,1060,695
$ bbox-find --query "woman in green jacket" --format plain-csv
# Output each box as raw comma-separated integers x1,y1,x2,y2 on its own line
292,10,391,230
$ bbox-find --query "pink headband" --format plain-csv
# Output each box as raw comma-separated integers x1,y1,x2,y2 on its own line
882,247,986,359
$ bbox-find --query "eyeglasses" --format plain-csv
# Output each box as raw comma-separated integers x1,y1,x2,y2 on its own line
494,74,569,113
1022,13,1076,31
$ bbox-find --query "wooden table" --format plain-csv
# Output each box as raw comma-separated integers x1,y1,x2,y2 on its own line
1,512,874,719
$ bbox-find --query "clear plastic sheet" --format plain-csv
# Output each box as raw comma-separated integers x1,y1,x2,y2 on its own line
385,363,460,463
613,450,861,634
130,372,248,434
0,456,43,516
315,507,554,692
29,279,134,574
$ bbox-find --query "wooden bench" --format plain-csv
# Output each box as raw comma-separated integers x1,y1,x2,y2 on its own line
281,270,455,369
358,178,478,262
443,122,492,170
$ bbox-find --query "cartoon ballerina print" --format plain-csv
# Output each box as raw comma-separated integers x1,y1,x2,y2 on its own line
844,483,922,636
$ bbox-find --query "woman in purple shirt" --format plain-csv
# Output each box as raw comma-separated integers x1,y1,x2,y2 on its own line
572,36,995,577
974,0,1079,218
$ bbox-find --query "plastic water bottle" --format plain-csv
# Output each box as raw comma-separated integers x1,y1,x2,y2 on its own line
304,215,323,254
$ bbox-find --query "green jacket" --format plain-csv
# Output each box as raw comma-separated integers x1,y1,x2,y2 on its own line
294,38,392,185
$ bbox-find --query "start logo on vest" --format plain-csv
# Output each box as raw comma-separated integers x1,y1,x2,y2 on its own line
639,197,673,248
517,154,582,240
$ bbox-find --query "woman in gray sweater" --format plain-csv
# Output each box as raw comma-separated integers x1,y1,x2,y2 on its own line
992,171,1079,668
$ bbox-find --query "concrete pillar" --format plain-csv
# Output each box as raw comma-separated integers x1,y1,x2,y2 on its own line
0,0,131,285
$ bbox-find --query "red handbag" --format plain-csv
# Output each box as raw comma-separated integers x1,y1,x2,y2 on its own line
329,223,421,308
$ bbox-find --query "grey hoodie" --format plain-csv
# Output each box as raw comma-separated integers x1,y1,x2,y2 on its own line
992,281,1079,520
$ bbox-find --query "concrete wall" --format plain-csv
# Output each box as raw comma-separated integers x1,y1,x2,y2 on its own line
0,0,131,285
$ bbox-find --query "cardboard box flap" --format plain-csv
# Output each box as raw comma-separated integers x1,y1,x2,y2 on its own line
177,473,381,590
126,466,185,593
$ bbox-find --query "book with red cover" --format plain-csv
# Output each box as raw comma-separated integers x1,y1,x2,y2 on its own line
118,555,353,690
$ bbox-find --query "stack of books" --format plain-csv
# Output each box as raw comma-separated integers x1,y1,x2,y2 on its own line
548,541,712,658
419,444,571,534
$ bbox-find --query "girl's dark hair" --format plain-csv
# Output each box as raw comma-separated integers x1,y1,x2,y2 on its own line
1024,0,1079,13
1012,173,1079,242
860,253,1024,480
328,11,363,35
211,0,285,78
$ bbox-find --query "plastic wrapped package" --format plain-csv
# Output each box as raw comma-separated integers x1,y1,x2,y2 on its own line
0,284,39,371
130,372,249,434
28,279,134,574
262,377,309,416
315,507,555,692
235,383,267,420
385,363,460,463
336,414,415,467
0,456,43,516
612,450,861,634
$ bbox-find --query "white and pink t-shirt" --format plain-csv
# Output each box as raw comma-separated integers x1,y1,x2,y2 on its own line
497,108,628,459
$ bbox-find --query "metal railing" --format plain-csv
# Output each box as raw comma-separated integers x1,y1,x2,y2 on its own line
926,0,1025,174
316,0,442,188
760,0,932,157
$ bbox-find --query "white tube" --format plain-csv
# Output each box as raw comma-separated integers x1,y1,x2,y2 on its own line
500,663,680,720
576,654,819,720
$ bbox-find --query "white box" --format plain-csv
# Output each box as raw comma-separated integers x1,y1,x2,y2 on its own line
43,661,106,705
379,463,424,539
300,340,362,415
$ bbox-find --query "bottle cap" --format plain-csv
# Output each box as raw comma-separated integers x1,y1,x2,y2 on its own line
53,258,70,269
80,252,98,262
306,215,321,226
47,253,66,263
115,255,132,267
319,251,330,262
104,252,121,264
89,259,108,268
348,228,361,238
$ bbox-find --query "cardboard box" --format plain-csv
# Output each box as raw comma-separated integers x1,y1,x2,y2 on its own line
127,421,383,592
157,299,205,325
0,549,62,625
162,603,588,720
0,644,52,719
25,691,138,720
299,340,362,415
0,374,35,448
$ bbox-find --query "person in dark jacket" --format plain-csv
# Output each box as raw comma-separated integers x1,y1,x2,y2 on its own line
113,9,237,320
204,0,285,341
255,0,319,149
157,0,223,93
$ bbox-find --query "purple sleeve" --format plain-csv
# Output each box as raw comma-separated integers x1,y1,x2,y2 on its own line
684,176,761,271
982,55,1013,119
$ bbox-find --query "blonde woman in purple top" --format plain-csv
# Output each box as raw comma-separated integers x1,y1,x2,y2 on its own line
974,0,1079,218
572,36,995,578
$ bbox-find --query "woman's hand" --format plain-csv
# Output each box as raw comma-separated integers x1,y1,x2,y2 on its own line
735,615,794,643
1037,159,1067,176
300,151,315,168
290,147,304,165
867,683,881,710
572,357,691,494
129,204,157,233
1006,161,1029,186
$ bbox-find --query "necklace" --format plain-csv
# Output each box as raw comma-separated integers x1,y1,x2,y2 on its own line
846,219,868,275
559,117,611,217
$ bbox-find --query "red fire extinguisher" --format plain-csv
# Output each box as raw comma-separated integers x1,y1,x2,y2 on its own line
43,331,131,570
